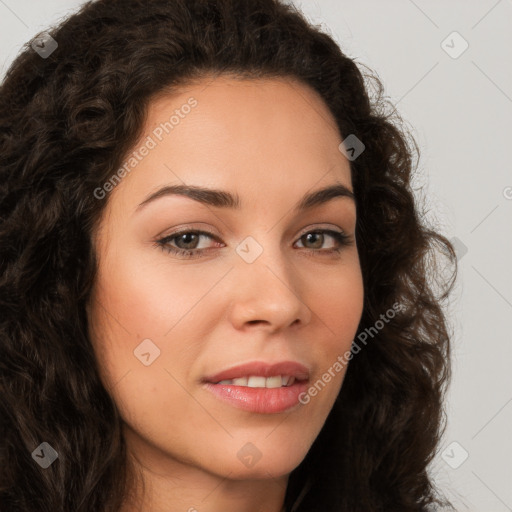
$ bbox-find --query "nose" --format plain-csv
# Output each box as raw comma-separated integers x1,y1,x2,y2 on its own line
227,243,313,333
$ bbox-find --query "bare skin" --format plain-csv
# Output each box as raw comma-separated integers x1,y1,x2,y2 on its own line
87,74,364,512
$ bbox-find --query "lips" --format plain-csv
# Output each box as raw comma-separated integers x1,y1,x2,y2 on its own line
202,361,311,414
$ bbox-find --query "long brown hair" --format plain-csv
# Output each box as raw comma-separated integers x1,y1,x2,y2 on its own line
0,0,457,510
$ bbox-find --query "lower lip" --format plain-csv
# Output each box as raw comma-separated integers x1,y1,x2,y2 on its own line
203,381,310,414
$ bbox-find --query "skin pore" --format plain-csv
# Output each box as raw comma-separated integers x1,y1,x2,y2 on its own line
86,75,364,512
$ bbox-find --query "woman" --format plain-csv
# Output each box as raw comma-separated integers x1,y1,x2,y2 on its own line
0,0,458,510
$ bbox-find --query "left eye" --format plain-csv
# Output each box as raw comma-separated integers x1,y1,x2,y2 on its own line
295,230,347,250
155,229,351,258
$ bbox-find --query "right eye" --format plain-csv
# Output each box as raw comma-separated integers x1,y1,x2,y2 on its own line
155,230,223,258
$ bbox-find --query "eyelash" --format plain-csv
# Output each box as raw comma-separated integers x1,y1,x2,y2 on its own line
154,228,352,259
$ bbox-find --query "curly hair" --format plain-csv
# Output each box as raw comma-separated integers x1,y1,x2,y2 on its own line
0,0,458,510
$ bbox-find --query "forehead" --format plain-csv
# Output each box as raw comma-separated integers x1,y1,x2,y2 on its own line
103,74,352,219
148,73,339,127
143,73,343,157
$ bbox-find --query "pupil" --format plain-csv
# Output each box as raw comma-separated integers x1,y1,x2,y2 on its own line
305,233,322,248
179,233,197,248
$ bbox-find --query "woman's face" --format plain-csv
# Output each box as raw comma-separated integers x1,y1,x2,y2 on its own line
87,75,364,481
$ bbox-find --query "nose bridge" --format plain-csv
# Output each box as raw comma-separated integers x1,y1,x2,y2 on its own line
236,232,292,285
228,232,312,329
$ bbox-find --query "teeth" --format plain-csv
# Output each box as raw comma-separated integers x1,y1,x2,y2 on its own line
216,375,296,388
265,376,282,388
247,376,266,388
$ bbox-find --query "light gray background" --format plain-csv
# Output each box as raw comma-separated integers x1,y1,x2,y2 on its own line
1,1,511,511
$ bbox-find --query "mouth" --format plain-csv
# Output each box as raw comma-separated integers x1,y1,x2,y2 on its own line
202,361,310,414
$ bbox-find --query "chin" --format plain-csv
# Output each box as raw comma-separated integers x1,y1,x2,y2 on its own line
207,437,312,481
221,455,305,481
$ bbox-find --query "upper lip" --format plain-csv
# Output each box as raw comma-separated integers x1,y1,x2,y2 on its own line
203,361,310,384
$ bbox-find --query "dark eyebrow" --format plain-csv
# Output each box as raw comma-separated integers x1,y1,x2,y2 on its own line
135,182,355,213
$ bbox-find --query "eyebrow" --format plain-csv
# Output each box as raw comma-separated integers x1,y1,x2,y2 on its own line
135,182,355,213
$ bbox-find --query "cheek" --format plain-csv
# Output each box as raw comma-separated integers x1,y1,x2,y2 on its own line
86,252,189,397
87,264,205,441
304,260,364,400
93,244,215,338
313,258,364,345
87,244,227,416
